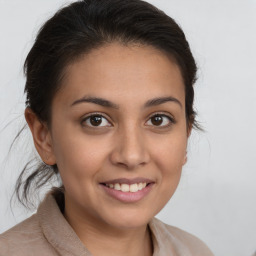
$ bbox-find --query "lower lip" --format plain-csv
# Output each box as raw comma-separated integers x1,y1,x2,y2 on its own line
100,183,154,203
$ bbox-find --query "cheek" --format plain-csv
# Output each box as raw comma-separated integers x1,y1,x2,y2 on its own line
151,133,187,171
52,127,109,182
150,132,187,191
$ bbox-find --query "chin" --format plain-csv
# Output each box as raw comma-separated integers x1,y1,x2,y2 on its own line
101,206,157,230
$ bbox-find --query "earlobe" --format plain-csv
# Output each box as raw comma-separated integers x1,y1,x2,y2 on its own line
184,123,192,165
187,123,192,138
24,108,56,165
183,152,187,165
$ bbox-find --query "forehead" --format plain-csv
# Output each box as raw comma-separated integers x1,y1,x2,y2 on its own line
54,43,185,108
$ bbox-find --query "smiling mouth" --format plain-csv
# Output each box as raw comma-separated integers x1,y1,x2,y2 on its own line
99,178,154,202
101,182,149,193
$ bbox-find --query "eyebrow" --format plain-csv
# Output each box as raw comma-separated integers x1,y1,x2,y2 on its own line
144,96,182,108
71,96,119,109
71,96,182,109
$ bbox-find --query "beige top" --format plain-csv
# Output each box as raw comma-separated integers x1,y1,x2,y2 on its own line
0,192,214,256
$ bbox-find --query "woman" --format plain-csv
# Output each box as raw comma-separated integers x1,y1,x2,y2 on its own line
0,0,214,255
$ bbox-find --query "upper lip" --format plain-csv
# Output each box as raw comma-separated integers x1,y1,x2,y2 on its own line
100,177,154,185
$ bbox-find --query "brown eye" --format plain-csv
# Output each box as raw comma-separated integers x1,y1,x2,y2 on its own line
146,114,174,127
151,115,163,126
82,114,111,127
90,115,102,126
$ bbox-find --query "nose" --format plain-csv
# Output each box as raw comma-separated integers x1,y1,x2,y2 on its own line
110,126,150,170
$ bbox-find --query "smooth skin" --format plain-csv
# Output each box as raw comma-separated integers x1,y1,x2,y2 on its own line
25,43,190,256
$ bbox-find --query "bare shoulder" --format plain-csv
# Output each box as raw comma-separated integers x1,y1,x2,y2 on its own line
0,215,57,256
150,218,214,256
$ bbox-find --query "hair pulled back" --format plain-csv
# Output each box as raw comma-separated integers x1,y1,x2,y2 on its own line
17,0,198,207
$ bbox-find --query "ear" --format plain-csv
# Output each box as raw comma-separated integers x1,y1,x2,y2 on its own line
187,122,192,138
182,151,188,166
183,124,192,166
25,108,56,165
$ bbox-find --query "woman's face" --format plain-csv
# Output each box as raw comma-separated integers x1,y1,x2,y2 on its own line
49,43,189,229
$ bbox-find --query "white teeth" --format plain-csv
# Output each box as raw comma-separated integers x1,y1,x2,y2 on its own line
130,183,138,192
106,182,148,192
121,184,130,192
138,183,143,190
114,183,121,190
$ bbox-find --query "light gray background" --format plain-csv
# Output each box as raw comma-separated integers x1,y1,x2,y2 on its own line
0,1,256,255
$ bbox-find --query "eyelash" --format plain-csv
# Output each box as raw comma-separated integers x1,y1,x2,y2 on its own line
146,112,175,128
81,112,111,128
81,112,175,128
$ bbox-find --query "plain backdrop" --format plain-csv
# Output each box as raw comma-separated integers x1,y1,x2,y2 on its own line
0,1,256,256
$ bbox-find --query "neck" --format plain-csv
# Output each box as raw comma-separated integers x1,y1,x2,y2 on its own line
63,196,153,256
